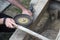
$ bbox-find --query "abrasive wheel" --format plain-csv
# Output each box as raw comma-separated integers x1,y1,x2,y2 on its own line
14,14,33,27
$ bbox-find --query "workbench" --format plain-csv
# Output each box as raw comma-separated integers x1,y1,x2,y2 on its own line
9,0,49,40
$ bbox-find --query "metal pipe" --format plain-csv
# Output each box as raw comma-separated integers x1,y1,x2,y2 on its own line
15,24,50,40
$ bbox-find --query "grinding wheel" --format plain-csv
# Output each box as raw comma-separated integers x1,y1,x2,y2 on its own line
14,14,33,27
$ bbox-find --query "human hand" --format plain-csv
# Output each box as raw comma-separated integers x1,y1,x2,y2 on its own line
5,18,16,28
22,9,32,16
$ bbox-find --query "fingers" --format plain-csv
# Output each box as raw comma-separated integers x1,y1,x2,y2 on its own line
28,10,32,16
10,20,17,28
7,23,14,28
22,10,32,16
10,18,17,26
10,18,15,23
9,18,16,28
5,18,16,28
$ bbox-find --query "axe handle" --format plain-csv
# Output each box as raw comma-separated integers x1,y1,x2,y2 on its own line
14,24,50,40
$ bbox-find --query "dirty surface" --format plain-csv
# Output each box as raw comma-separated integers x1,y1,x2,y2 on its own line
41,19,60,40
24,12,60,40
0,0,60,40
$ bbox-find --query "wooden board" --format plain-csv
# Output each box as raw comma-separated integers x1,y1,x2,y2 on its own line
9,0,49,40
0,0,10,12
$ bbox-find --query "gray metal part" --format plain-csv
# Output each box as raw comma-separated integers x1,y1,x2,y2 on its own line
0,0,10,12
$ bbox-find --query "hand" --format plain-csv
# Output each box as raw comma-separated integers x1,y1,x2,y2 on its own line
8,0,32,16
22,9,32,16
5,18,16,28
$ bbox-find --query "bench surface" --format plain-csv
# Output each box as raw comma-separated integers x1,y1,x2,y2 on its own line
0,0,10,12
